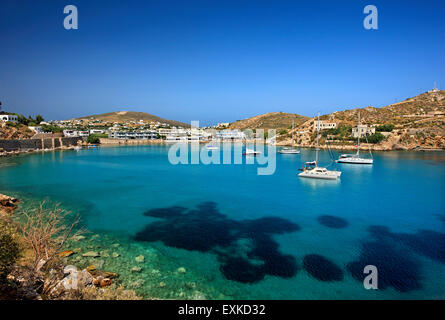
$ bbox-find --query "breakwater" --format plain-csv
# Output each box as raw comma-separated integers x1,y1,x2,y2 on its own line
0,137,83,153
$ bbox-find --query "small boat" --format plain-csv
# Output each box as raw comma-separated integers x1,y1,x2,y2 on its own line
243,148,261,156
278,147,300,154
337,154,373,164
298,161,341,180
336,111,373,164
298,113,341,180
205,144,219,150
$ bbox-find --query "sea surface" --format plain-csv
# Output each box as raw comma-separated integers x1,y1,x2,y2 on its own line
0,145,444,299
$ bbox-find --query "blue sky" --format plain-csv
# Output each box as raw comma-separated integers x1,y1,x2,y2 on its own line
0,0,444,125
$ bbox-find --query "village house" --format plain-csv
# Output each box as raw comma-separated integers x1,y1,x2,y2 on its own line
0,114,18,123
352,124,375,138
313,120,337,130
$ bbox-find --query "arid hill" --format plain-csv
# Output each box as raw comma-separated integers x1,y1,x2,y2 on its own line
278,90,445,150
76,111,190,128
0,122,34,140
229,112,309,130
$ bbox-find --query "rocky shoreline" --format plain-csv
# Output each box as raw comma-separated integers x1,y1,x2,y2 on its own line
0,193,141,300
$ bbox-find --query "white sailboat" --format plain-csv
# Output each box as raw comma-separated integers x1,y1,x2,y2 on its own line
298,113,341,180
336,111,373,165
205,144,219,150
278,120,300,154
243,148,261,156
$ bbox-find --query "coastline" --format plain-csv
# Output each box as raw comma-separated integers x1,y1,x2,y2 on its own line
1,137,443,158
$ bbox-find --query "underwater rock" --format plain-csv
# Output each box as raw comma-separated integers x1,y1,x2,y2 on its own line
112,243,120,247
87,265,96,272
136,202,300,284
131,267,142,273
303,254,344,281
100,251,110,258
135,255,145,263
177,267,186,274
73,248,82,253
130,279,145,288
112,252,120,258
82,251,99,258
89,270,119,279
317,215,349,229
185,282,196,289
159,281,166,288
72,235,86,242
58,250,74,258
347,240,422,292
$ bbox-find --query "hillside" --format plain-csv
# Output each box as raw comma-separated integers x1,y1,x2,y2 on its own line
321,90,445,127
0,122,34,140
76,111,190,128
229,112,309,130
279,90,445,150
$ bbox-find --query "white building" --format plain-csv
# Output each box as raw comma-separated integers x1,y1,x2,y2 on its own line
0,114,18,123
63,130,89,137
28,126,43,134
313,120,337,130
352,125,375,138
108,130,158,140
215,129,246,140
89,129,105,134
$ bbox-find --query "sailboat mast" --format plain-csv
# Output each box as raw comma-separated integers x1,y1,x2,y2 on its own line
316,113,319,165
357,111,360,156
292,120,295,144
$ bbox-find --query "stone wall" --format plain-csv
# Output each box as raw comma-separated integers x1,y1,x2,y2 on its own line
0,137,82,152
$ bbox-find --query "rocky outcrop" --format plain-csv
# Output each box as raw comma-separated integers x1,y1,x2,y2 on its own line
0,194,19,213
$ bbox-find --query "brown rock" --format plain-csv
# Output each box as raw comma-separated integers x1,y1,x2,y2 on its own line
99,278,112,287
58,250,74,258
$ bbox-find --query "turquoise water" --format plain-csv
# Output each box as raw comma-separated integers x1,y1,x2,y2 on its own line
0,145,444,299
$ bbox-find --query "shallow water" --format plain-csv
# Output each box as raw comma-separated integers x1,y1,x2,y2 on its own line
0,145,444,299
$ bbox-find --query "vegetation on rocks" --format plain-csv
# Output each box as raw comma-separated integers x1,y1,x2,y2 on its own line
0,195,141,300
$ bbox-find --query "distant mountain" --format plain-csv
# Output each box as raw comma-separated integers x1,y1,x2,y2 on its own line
229,112,309,130
76,111,190,128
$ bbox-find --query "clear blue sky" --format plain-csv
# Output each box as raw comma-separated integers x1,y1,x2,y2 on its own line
1,0,444,126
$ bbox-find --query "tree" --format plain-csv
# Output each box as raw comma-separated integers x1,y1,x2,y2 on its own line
87,134,101,144
366,132,385,143
17,115,29,125
35,115,44,124
376,124,394,132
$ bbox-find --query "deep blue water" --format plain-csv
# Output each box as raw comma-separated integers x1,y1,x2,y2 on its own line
0,145,444,299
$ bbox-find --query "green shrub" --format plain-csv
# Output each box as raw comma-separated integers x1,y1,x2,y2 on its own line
366,132,385,143
87,134,101,144
376,124,394,132
41,124,63,133
0,223,20,281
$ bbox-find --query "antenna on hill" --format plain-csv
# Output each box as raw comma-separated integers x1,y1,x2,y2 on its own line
431,82,439,92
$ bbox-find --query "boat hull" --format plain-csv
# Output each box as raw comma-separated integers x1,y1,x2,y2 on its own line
336,158,373,164
298,171,341,180
278,150,300,154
